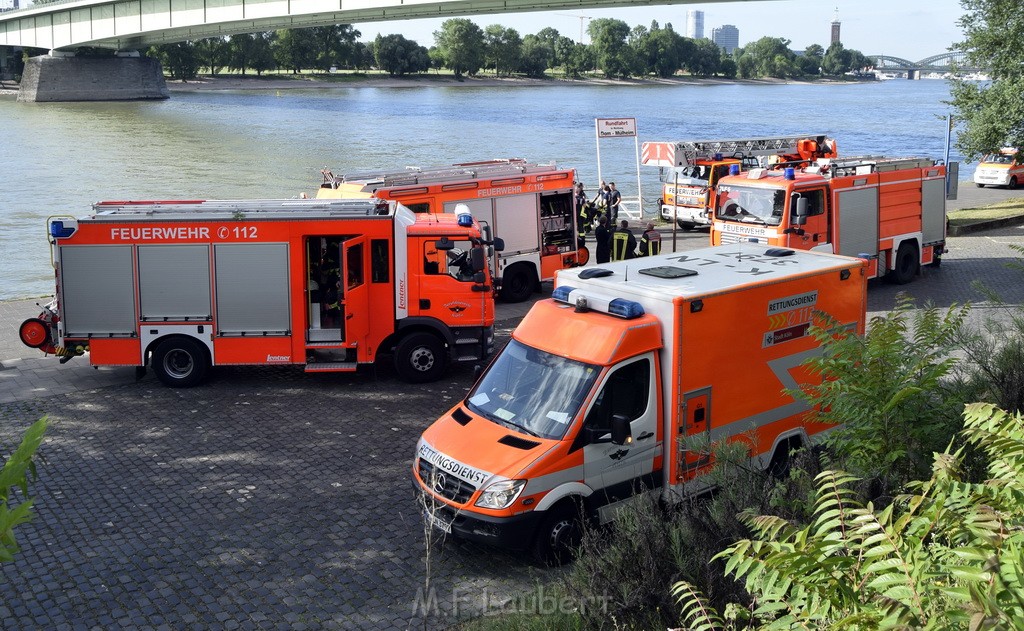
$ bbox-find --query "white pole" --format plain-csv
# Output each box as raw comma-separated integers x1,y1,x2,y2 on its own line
595,119,603,186
634,133,643,219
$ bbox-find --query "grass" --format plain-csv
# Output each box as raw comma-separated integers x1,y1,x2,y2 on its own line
948,196,1024,226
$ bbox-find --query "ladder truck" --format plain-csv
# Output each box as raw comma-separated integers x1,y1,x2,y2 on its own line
710,155,947,284
641,134,838,230
317,159,583,303
19,198,499,387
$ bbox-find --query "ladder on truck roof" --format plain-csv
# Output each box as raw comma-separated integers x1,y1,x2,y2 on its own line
325,159,563,189
821,156,936,178
88,198,396,221
643,134,833,168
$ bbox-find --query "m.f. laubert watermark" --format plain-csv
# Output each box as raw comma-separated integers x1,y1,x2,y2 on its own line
412,585,608,618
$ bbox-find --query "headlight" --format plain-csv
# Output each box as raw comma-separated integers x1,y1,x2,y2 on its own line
474,479,527,509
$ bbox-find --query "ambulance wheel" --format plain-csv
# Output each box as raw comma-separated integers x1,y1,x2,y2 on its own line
532,502,584,566
499,265,536,303
152,337,209,388
677,220,696,231
975,183,985,188
889,242,919,285
394,332,446,383
1010,176,1018,190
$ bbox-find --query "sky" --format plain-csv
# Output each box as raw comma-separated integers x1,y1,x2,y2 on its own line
355,0,966,62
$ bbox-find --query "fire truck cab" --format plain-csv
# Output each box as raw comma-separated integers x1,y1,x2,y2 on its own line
414,243,866,563
641,135,837,230
318,159,584,303
20,198,498,387
711,156,947,284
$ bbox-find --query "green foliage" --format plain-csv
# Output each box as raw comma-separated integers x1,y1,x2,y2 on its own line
483,25,523,77
308,25,361,72
561,43,594,79
148,42,200,80
634,25,690,78
1,417,47,564
686,38,723,78
518,36,551,78
433,18,485,78
796,297,970,494
273,28,316,74
673,403,1024,630
587,18,637,78
950,0,1024,158
193,36,230,75
373,34,429,76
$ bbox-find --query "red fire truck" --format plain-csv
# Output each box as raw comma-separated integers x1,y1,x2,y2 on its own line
710,156,946,283
18,198,499,386
318,159,583,302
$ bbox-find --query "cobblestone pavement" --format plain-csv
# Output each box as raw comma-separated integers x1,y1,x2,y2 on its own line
1,220,1023,630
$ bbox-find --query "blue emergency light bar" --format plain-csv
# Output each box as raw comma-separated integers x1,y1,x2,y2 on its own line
552,285,645,319
50,221,77,239
457,213,474,227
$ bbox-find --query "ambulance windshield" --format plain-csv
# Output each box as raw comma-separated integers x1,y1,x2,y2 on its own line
467,340,599,440
715,185,786,226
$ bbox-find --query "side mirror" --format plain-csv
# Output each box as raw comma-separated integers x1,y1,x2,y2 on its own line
610,414,632,446
471,247,486,272
792,197,808,226
492,237,505,253
435,237,454,251
473,271,486,284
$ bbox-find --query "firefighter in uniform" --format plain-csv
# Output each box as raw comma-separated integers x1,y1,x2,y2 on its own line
638,222,661,256
611,220,637,261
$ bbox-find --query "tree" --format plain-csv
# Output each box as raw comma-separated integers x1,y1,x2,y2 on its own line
822,41,853,75
687,37,722,78
948,0,1024,158
519,36,552,78
635,24,689,78
433,18,485,78
533,27,561,66
562,42,595,79
797,43,824,75
483,24,522,77
273,28,316,74
373,34,429,76
193,36,230,75
308,25,360,72
148,42,200,80
587,18,637,78
742,36,797,78
1,418,47,565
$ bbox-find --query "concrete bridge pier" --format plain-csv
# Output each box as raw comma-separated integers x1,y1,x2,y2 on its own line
17,51,169,102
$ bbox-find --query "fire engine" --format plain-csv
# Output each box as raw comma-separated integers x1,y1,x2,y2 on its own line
18,198,499,387
973,147,1023,189
317,159,583,303
710,156,947,284
641,135,838,230
315,159,585,303
413,243,867,563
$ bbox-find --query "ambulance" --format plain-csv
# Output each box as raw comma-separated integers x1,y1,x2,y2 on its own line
19,198,499,387
413,243,867,563
710,156,946,284
641,135,837,230
317,159,583,302
973,148,1023,189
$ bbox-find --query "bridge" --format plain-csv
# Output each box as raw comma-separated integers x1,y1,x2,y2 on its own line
866,51,983,74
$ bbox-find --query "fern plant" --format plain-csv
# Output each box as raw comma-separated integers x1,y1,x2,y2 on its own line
1,417,48,564
671,403,1024,630
795,296,970,494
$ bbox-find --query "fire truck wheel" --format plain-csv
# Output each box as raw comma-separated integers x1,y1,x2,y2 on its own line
19,318,51,349
394,333,446,383
677,220,697,231
1010,176,1019,190
889,242,920,285
499,266,536,303
152,337,209,388
976,183,985,188
533,502,584,566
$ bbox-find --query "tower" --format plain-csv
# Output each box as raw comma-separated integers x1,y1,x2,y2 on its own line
712,25,740,55
686,10,704,39
830,7,841,45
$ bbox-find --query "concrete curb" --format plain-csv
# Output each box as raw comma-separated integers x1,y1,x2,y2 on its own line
948,214,1024,237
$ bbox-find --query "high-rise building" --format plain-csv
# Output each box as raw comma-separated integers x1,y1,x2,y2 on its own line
686,10,704,39
712,24,740,55
831,7,841,45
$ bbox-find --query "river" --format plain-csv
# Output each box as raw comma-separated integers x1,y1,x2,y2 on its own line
0,78,966,300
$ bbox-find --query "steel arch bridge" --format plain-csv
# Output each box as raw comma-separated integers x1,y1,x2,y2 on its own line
868,51,980,73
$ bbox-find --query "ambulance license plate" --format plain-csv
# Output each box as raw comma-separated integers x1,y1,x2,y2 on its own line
424,510,453,534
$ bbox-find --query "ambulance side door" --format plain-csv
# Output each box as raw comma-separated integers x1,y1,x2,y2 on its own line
579,354,658,507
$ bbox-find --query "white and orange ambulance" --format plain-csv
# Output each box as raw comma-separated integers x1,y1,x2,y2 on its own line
318,159,583,302
413,242,867,562
973,148,1023,189
20,198,499,387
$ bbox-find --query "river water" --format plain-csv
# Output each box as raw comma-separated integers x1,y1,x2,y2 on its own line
1,78,965,300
